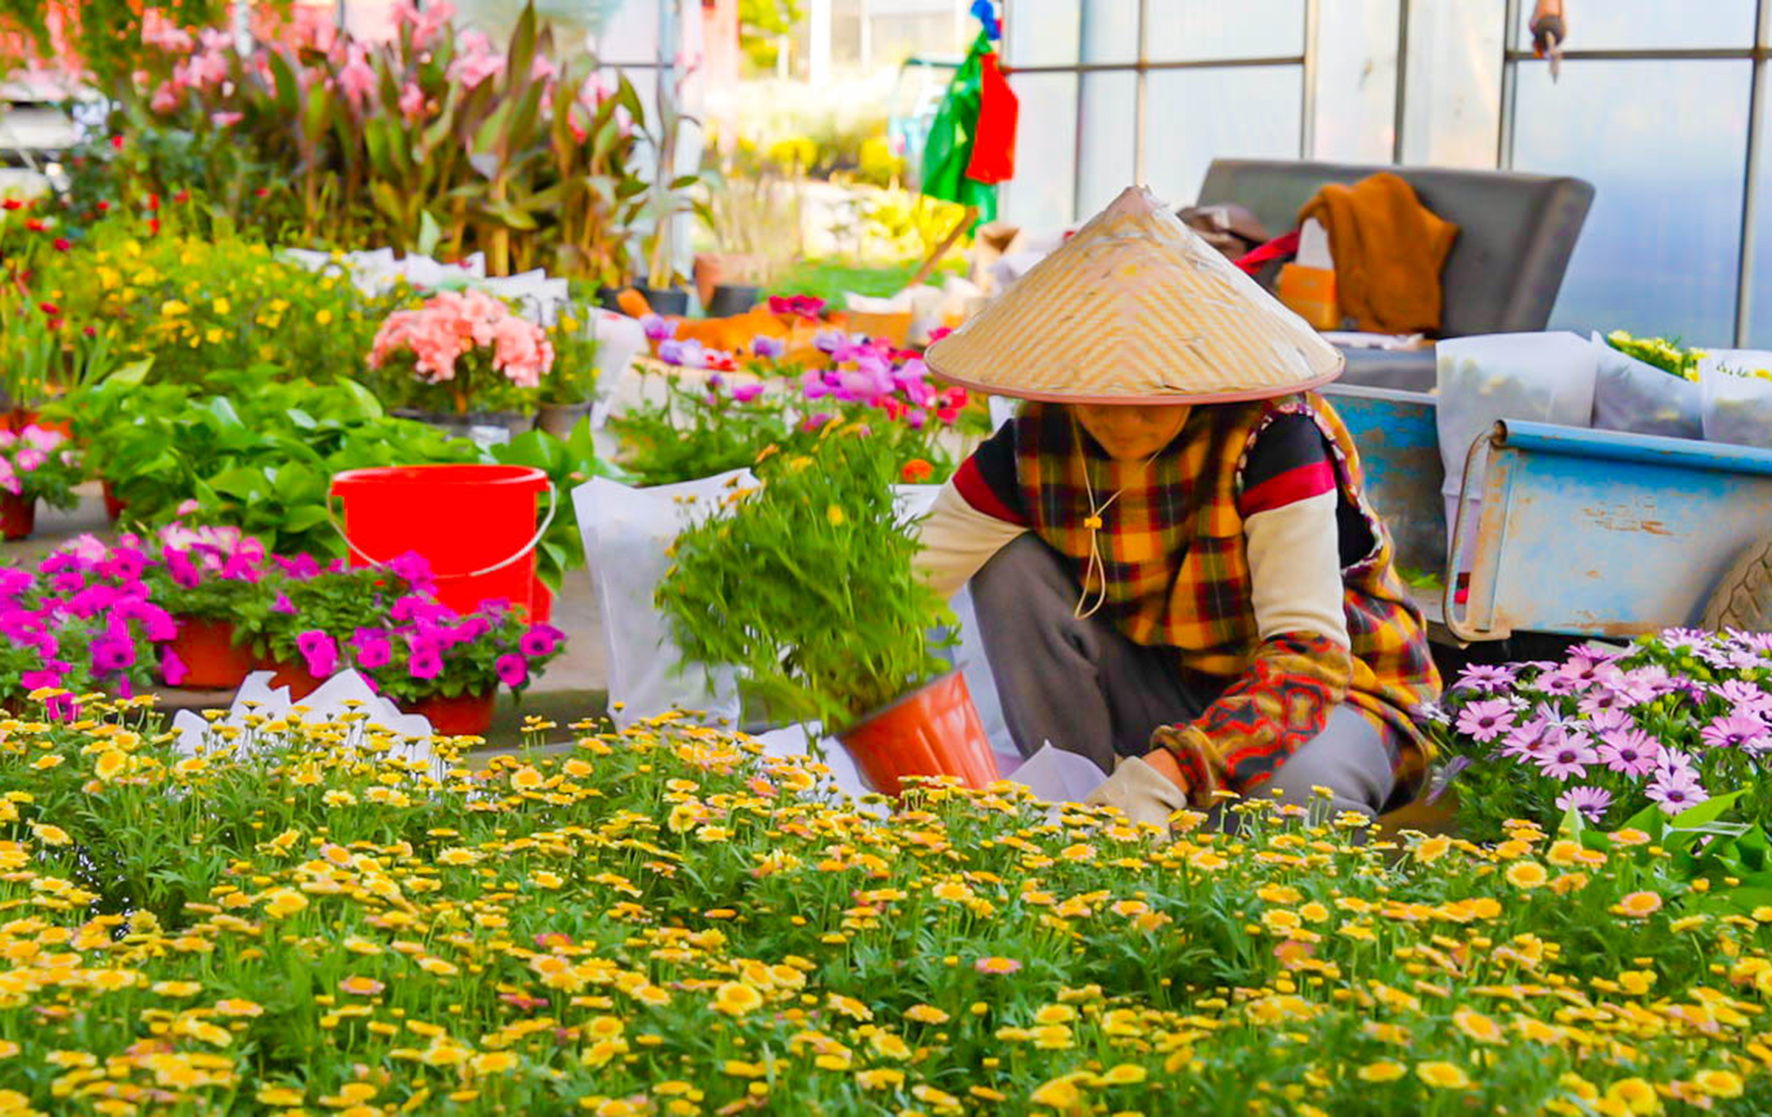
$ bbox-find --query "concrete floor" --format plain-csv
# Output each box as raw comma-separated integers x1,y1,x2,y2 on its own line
3,484,611,748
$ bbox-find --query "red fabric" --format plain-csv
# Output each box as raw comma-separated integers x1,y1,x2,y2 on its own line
966,52,1018,185
1233,230,1300,276
1237,461,1336,517
954,457,1027,526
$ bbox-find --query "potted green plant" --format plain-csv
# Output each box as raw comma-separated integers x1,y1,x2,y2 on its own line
658,421,997,794
0,425,81,541
367,287,548,439
0,294,55,428
631,72,712,317
534,308,599,438
695,169,795,315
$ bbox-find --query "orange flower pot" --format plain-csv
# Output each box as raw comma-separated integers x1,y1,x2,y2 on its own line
837,671,999,797
169,617,257,690
259,658,324,701
401,692,496,737
0,493,35,541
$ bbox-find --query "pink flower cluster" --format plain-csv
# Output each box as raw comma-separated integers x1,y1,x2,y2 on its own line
368,288,554,390
0,425,75,497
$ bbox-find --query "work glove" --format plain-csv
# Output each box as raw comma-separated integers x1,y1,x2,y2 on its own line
1084,755,1190,829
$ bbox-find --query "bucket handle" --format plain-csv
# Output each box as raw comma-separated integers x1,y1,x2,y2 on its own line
326,482,558,582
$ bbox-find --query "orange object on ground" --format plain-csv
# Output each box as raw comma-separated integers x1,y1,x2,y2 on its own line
330,465,550,619
1296,171,1459,334
168,617,257,690
616,288,653,318
837,671,999,796
1277,263,1341,331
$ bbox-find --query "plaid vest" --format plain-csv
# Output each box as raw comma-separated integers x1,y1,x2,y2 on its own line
1012,393,1441,759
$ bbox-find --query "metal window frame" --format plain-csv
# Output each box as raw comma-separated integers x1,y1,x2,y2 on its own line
1495,7,1772,346
999,0,1315,223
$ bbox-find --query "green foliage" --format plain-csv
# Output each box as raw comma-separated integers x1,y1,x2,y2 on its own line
737,0,804,72
659,422,955,732
488,417,629,593
0,0,272,94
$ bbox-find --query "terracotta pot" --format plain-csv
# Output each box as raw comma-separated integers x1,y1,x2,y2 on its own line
168,617,257,690
0,492,35,541
102,480,126,522
836,671,999,797
693,252,767,307
259,658,324,701
402,691,496,737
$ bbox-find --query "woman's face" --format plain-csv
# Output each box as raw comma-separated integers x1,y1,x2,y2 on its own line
1073,403,1192,461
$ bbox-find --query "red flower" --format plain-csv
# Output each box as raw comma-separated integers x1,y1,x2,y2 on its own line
1,199,20,211
52,238,69,252
253,187,269,198
24,218,43,232
45,318,61,331
38,302,57,316
96,201,109,213
173,189,190,204
147,193,160,212
926,326,954,344
900,458,934,484
147,218,160,235
110,135,124,151
82,326,95,339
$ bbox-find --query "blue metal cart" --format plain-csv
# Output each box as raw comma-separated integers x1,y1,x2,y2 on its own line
1325,384,1772,644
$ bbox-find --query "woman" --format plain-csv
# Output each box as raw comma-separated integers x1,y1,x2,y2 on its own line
916,186,1441,824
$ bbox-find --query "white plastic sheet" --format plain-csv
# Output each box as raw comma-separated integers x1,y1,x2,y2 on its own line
169,669,443,778
1436,331,1598,496
1697,350,1772,450
574,471,751,729
1589,332,1703,441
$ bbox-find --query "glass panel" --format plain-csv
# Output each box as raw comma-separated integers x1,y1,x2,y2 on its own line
1399,0,1503,168
1081,0,1139,64
1004,0,1080,67
1144,66,1302,205
592,0,662,65
1004,72,1080,228
1512,59,1749,346
1312,0,1400,163
1513,0,1756,52
1078,71,1138,216
1144,0,1305,63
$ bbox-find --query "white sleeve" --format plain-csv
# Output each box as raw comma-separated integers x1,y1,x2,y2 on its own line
912,479,1028,601
1243,490,1351,649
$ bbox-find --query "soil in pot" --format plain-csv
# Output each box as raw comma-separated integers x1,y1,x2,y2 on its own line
402,691,496,737
707,284,764,318
169,618,257,690
836,671,998,796
0,493,36,541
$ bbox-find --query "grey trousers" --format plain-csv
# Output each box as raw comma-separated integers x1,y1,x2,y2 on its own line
971,535,1400,818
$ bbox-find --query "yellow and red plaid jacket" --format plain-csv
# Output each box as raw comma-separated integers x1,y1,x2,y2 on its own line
979,393,1441,803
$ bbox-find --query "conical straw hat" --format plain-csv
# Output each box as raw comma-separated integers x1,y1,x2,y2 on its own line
924,185,1344,404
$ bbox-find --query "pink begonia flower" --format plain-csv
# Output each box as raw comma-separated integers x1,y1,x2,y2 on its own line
0,460,20,496
13,448,45,473
398,81,426,121
211,111,243,128
150,82,180,114
335,45,377,110
22,426,65,452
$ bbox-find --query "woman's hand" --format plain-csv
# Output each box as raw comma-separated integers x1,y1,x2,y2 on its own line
1142,746,1190,794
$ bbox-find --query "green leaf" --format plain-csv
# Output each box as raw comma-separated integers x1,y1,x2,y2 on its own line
280,505,330,534
107,358,154,387
1664,790,1746,853
286,409,318,431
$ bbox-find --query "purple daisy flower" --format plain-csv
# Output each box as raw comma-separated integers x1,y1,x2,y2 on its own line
1555,784,1613,824
1535,735,1598,781
1701,714,1768,752
1596,727,1661,777
752,335,785,359
1646,769,1709,815
1454,664,1517,692
1454,698,1517,742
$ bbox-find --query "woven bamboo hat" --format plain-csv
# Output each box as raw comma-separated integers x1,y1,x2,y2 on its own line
924,185,1343,404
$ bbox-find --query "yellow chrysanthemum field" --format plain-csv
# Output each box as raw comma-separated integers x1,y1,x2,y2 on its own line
0,695,1767,1116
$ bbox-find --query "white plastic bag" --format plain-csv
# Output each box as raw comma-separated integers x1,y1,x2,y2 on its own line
1589,332,1703,441
1697,350,1772,449
1436,332,1598,495
574,471,752,729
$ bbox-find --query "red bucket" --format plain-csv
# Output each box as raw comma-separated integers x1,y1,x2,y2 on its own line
329,465,553,619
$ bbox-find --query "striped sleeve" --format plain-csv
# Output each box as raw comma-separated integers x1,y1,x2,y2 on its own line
1237,413,1337,517
951,421,1028,526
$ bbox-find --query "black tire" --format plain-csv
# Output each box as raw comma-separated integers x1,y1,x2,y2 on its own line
1702,534,1772,633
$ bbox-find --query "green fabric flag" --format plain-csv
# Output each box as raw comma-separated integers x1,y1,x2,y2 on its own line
921,31,999,223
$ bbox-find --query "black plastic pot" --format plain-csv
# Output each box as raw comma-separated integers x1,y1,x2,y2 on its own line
707,284,763,318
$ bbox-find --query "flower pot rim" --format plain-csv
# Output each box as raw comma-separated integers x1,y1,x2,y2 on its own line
835,667,967,741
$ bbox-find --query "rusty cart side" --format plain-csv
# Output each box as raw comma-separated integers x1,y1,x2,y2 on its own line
1325,384,1772,643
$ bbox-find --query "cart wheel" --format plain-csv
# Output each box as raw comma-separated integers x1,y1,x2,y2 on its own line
1703,533,1772,633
